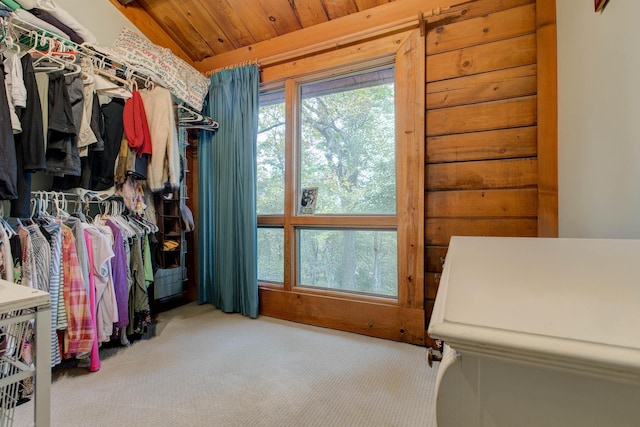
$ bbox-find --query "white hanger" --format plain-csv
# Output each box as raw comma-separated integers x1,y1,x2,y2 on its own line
0,205,16,238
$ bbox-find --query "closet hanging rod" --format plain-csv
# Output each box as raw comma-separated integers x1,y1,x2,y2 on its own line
4,15,219,130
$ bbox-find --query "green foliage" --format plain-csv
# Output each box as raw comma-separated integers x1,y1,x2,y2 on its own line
300,81,396,214
298,229,398,297
257,99,285,215
256,71,398,296
257,228,284,282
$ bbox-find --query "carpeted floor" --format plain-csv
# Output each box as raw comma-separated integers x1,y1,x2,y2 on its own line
15,302,438,427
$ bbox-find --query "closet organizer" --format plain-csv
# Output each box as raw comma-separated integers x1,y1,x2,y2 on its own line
0,5,214,386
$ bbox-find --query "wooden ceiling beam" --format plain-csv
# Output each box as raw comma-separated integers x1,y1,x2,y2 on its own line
108,0,194,65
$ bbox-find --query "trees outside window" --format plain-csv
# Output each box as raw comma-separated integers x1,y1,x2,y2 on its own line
258,67,398,297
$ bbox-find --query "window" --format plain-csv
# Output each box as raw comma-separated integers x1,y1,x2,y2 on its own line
257,91,285,283
299,69,396,216
258,66,398,297
298,228,397,296
255,29,425,344
257,90,285,216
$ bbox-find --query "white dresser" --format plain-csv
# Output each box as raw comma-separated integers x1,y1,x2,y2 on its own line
428,236,640,427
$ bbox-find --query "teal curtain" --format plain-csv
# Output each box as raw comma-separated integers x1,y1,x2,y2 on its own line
198,65,259,318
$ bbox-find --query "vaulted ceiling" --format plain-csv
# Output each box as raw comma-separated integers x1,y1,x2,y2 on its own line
109,0,397,66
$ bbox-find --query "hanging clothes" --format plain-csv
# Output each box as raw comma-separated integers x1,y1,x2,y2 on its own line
26,222,61,367
123,90,152,157
42,220,64,364
63,216,90,295
90,98,124,190
78,92,104,190
83,224,117,343
83,230,100,372
103,218,129,330
130,232,150,334
9,233,22,284
139,86,180,192
46,70,81,177
3,53,26,109
3,54,23,134
0,61,18,200
16,224,35,288
11,53,46,218
77,57,98,156
60,224,93,356
0,226,13,281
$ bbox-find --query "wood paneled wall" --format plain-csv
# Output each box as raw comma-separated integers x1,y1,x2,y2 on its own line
184,0,557,347
423,0,553,343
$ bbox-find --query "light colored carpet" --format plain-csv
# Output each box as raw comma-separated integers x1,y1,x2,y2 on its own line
15,303,438,427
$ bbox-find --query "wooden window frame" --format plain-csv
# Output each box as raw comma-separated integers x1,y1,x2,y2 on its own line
258,29,425,345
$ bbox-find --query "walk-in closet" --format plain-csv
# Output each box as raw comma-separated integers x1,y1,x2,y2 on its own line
3,1,638,427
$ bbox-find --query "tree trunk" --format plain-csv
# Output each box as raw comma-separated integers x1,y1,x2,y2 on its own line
373,233,382,293
341,230,356,290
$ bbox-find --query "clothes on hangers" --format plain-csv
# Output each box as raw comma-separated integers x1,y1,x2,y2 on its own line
0,59,18,200
3,66,22,133
102,218,129,330
4,53,27,109
89,97,124,190
10,53,46,217
82,230,100,372
60,223,94,355
0,191,154,373
16,53,45,170
139,86,180,192
0,0,188,376
123,90,152,157
76,56,97,154
114,134,147,185
46,68,82,177
16,224,36,288
1,15,216,195
0,222,13,281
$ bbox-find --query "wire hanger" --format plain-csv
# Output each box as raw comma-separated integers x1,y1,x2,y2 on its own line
178,104,203,122
177,103,219,132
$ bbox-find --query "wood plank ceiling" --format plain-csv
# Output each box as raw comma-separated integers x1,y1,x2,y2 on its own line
111,0,396,64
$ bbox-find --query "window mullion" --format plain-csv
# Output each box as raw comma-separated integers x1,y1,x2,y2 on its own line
283,78,298,291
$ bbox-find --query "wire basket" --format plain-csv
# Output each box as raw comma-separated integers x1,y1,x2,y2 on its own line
0,308,36,427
